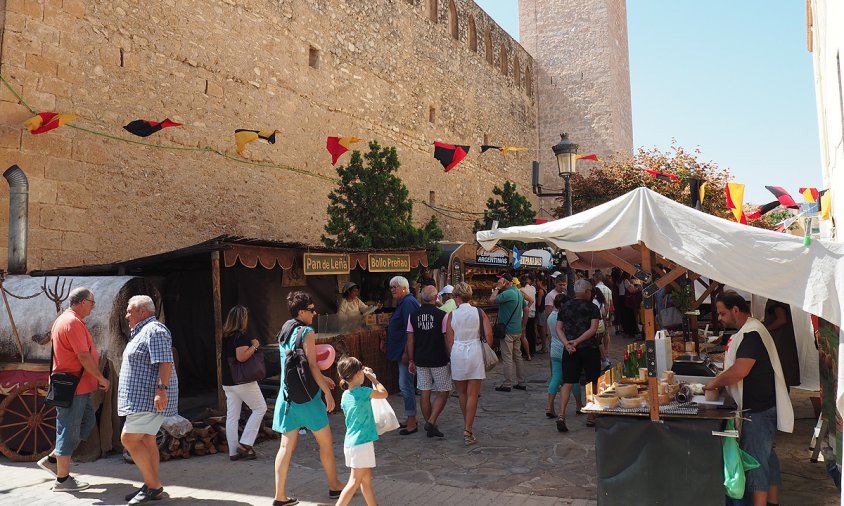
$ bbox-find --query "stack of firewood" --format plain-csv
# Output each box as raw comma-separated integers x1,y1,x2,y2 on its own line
157,406,278,461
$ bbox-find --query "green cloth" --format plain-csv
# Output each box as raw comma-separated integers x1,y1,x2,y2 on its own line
272,326,329,434
440,298,457,313
341,386,378,447
495,286,525,333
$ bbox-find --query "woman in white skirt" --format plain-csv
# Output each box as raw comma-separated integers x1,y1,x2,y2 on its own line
445,282,493,445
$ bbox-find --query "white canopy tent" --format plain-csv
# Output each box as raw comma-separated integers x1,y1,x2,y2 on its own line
477,187,844,423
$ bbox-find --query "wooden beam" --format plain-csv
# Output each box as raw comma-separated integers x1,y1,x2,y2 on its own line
655,266,688,290
595,250,638,276
653,264,683,291
641,245,660,422
211,251,225,410
692,281,722,309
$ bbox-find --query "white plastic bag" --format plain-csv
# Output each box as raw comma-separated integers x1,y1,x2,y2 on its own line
371,398,400,435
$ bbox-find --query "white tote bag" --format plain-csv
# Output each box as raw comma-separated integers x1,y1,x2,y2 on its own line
371,398,400,435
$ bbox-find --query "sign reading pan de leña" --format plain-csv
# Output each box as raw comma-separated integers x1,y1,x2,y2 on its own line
304,253,350,275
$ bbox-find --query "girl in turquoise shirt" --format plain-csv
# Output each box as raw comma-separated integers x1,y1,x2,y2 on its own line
335,356,389,506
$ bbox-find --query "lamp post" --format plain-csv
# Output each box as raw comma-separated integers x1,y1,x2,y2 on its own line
552,133,578,217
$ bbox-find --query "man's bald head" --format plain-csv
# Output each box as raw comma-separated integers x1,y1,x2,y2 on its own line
420,285,438,304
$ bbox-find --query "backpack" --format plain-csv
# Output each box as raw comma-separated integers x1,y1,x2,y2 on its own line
278,321,320,411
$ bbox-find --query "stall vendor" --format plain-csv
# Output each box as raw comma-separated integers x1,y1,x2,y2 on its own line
337,282,379,329
704,292,794,506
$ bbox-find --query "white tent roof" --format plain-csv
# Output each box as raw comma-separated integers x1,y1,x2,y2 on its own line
477,187,844,328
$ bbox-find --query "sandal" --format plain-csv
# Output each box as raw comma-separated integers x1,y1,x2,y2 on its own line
556,416,568,433
463,429,477,446
545,410,556,419
234,444,256,460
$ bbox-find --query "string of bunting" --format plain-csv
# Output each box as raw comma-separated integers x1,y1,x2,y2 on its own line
0,74,491,220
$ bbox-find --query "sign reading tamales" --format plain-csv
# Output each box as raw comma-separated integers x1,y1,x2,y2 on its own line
368,253,411,272
303,253,350,275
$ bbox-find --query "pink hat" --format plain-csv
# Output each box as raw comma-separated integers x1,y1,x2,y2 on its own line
315,344,336,371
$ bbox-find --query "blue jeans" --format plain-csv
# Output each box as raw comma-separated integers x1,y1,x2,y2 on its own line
397,361,417,417
55,393,95,456
741,406,781,493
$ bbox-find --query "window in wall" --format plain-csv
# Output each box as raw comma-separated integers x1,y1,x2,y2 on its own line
308,46,320,69
484,30,493,65
500,43,508,76
429,106,436,124
448,0,458,40
525,66,533,97
429,190,436,206
428,0,437,23
513,55,521,87
483,133,489,145
467,15,477,52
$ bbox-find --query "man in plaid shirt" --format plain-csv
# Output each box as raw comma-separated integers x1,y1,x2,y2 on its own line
118,295,178,504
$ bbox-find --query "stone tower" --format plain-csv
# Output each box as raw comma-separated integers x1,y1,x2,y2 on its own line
519,0,633,189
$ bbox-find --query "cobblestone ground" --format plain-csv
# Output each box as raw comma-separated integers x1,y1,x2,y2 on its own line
1,335,838,505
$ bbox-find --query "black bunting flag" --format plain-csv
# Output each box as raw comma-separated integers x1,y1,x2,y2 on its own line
123,118,182,137
434,141,470,172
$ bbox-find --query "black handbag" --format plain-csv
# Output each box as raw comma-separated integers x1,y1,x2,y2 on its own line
45,342,84,409
227,352,266,385
493,301,520,342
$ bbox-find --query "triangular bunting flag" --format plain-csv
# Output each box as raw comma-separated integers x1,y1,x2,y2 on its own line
689,178,706,210
746,201,780,221
480,145,528,155
23,112,78,134
326,136,363,165
820,189,831,220
799,187,819,203
235,129,280,156
764,186,799,208
123,118,182,137
643,169,679,182
434,141,470,172
576,154,599,161
725,182,747,224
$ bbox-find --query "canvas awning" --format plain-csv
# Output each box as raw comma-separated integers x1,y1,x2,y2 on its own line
477,187,844,328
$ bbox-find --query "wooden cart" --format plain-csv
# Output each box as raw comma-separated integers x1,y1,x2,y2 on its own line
0,361,55,462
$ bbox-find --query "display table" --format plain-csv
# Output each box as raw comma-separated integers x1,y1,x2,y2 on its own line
590,407,733,505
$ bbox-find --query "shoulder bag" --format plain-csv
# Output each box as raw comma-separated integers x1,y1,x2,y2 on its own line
227,334,266,385
477,307,499,371
493,294,520,342
45,341,85,408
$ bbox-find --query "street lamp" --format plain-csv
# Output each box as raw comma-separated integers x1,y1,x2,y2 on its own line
552,132,578,217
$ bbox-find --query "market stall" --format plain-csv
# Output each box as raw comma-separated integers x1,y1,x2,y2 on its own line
477,187,844,504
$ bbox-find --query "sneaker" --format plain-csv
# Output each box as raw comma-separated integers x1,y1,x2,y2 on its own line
494,385,512,392
513,384,527,391
37,455,57,477
129,486,164,504
52,476,90,492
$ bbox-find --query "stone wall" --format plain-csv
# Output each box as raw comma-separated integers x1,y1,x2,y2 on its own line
519,0,633,207
0,0,539,271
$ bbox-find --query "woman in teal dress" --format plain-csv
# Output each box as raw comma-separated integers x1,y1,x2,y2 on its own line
273,291,344,506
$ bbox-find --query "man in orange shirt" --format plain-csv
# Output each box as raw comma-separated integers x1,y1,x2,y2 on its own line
38,287,110,492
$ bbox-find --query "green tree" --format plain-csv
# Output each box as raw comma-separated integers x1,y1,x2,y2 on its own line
322,141,443,257
473,181,537,249
560,143,733,219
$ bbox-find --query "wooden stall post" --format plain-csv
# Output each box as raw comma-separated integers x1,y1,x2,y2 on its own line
641,245,660,422
211,251,225,410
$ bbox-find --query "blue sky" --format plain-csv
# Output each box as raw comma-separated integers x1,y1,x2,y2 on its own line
474,1,822,204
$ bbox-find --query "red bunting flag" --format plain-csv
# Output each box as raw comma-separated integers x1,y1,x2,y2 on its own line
123,118,182,137
23,112,78,134
576,154,599,161
764,186,799,208
643,169,679,182
799,187,819,203
434,141,470,172
326,136,363,165
725,183,747,224
746,201,780,220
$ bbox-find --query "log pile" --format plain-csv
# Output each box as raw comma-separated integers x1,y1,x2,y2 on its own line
157,405,278,461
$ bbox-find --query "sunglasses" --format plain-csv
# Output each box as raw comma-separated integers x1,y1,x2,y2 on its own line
305,306,317,313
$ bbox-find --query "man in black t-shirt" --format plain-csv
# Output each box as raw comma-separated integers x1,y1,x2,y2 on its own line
555,278,602,432
407,285,450,438
705,292,786,506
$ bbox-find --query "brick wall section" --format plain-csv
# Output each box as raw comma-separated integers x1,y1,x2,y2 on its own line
519,0,633,202
0,0,547,271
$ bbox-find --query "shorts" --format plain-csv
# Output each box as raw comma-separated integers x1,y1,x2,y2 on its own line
55,393,95,456
741,406,781,492
344,441,376,468
561,346,601,385
536,312,547,327
416,365,452,392
123,412,165,435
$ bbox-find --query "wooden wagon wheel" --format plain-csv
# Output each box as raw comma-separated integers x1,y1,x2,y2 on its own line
0,380,56,462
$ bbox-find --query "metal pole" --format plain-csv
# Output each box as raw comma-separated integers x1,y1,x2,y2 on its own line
563,173,575,296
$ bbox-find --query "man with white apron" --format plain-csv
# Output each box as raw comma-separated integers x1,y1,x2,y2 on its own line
704,292,794,506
